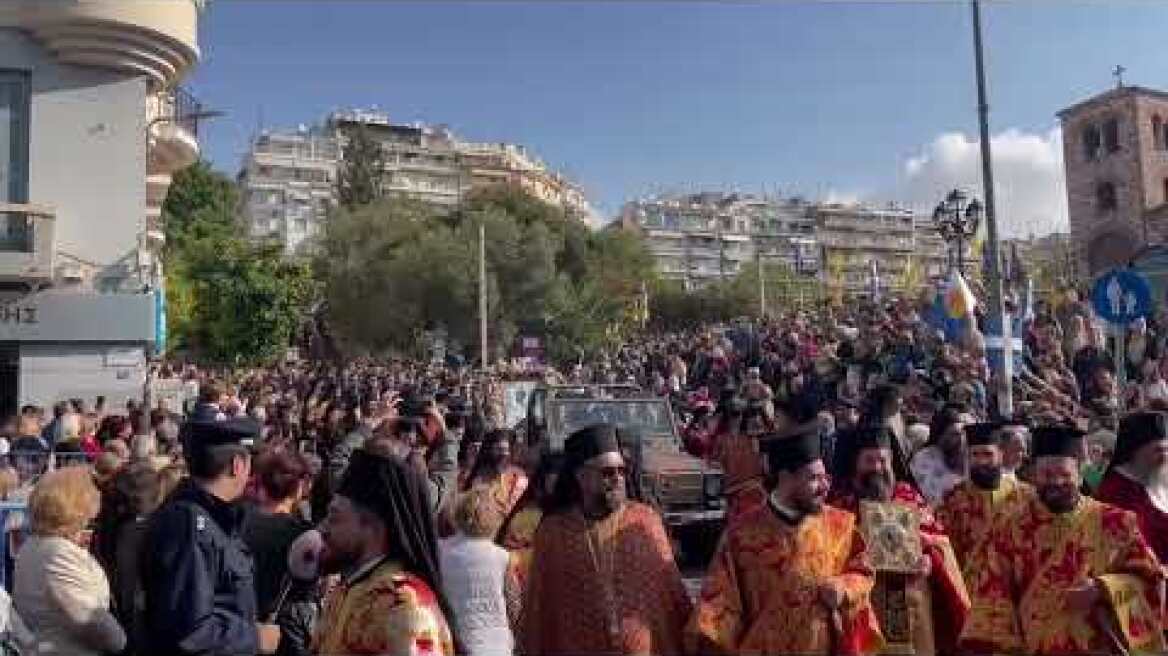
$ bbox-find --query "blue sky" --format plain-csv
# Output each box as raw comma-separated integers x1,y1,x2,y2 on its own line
190,1,1168,233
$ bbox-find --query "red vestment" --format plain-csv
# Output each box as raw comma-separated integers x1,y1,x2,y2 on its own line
520,502,691,655
960,496,1166,654
936,476,1034,581
687,503,882,655
1096,469,1168,565
829,482,971,655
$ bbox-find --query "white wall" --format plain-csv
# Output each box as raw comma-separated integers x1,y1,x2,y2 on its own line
18,343,146,409
0,29,146,267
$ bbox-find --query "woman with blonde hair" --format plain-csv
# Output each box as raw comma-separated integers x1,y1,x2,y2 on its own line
439,487,513,656
13,466,126,655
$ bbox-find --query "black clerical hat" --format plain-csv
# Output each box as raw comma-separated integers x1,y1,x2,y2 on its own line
852,425,894,451
760,421,822,473
1115,411,1168,465
1031,423,1086,459
965,422,1002,448
564,423,621,470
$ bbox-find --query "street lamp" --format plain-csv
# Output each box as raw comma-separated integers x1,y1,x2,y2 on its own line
932,188,982,275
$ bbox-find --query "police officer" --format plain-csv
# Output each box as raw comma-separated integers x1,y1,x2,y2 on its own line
141,417,281,656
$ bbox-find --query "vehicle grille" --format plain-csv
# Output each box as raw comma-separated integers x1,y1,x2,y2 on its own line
657,471,704,506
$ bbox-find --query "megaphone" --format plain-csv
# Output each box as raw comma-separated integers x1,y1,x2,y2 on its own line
268,529,323,621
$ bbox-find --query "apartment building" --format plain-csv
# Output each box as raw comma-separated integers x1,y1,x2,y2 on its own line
617,193,819,290
0,0,205,413
620,193,947,296
240,109,593,253
815,203,948,295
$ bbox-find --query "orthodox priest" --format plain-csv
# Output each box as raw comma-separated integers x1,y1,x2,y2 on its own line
1096,411,1168,565
827,425,969,655
686,422,883,655
936,422,1033,580
519,424,691,655
961,424,1166,655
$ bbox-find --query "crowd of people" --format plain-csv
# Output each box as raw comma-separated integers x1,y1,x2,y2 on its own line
0,289,1164,655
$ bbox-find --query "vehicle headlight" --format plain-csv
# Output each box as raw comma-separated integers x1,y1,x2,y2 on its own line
703,473,723,499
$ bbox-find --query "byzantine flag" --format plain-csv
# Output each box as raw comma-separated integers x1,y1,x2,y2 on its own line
943,270,977,320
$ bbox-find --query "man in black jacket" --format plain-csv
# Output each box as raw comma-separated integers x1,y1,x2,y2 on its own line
142,417,280,656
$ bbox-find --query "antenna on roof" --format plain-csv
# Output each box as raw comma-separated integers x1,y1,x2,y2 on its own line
1114,64,1127,89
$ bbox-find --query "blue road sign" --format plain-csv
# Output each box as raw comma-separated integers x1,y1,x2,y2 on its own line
1092,268,1152,326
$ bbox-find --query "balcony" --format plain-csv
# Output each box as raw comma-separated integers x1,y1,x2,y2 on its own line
0,0,202,89
0,203,55,282
148,87,201,175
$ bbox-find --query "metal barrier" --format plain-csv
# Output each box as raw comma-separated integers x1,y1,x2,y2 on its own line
0,454,92,590
0,502,27,591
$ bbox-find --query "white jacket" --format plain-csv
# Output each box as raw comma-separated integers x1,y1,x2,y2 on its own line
439,535,513,656
14,536,125,656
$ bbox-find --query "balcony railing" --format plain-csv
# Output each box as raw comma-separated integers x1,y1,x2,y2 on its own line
0,203,55,281
149,86,205,138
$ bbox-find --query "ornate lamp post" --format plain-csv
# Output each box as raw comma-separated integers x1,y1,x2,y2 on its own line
932,188,982,275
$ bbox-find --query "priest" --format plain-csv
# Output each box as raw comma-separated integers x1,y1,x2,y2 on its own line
686,422,883,655
936,421,1033,580
1096,411,1168,565
519,423,691,655
827,425,969,655
961,423,1167,655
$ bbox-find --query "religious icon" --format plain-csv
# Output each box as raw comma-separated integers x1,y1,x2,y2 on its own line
859,500,923,574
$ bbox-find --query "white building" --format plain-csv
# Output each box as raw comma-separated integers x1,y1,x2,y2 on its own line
240,109,594,254
239,130,338,254
618,193,820,290
814,203,948,294
620,193,949,297
0,0,204,413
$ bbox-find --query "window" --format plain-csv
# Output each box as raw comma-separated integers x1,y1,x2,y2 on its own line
0,70,30,253
1083,124,1101,161
1103,118,1120,153
1096,181,1117,212
1163,178,1168,205
1154,115,1163,150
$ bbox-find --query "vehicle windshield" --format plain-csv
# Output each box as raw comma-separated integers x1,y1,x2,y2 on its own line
550,399,676,448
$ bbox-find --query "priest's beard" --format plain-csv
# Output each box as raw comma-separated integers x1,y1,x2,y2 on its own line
1139,465,1168,512
1039,483,1080,514
585,481,626,518
969,465,1003,490
856,470,894,502
792,489,825,516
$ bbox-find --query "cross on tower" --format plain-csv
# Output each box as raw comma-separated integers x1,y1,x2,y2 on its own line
1114,64,1127,89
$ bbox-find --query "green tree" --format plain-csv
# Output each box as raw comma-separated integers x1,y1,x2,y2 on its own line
181,237,315,364
336,124,385,209
162,161,314,363
319,186,658,366
161,160,237,257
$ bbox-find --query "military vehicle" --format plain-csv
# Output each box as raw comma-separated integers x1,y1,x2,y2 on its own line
525,385,724,533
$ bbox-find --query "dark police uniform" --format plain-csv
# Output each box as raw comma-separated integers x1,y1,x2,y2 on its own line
141,418,261,656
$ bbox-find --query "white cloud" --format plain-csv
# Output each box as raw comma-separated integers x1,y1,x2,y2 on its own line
892,128,1068,238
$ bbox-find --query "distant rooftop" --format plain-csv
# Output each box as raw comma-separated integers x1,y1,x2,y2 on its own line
1057,85,1168,119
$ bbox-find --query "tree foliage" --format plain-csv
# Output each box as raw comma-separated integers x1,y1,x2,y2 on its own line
162,160,237,256
162,162,315,364
648,262,824,331
318,186,655,365
335,124,385,210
